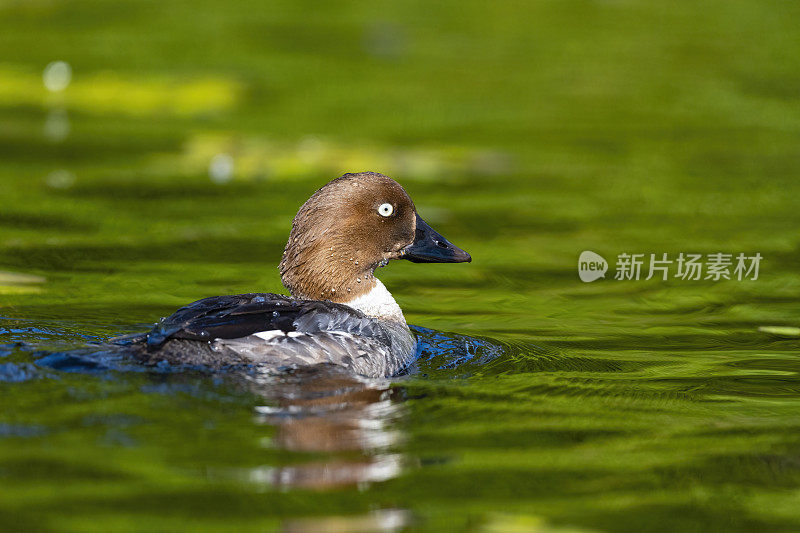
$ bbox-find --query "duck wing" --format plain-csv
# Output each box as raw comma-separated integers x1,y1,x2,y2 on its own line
142,293,388,348
114,293,414,377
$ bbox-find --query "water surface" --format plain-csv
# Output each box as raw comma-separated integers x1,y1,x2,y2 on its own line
2,1,800,531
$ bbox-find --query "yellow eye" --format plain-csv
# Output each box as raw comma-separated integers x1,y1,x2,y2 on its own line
377,203,394,217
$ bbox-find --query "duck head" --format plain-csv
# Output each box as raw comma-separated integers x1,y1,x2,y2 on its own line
279,172,470,317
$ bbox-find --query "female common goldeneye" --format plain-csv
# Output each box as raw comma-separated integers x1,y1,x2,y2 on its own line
121,172,470,377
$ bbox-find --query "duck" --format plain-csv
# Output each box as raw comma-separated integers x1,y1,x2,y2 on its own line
118,172,471,377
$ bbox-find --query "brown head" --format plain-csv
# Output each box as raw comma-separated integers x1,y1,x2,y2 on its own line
279,172,470,304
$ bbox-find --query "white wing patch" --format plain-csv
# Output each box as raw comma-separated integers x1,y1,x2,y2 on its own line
252,330,284,341
253,330,308,340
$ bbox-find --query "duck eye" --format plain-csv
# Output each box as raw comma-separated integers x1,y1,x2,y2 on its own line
377,203,394,217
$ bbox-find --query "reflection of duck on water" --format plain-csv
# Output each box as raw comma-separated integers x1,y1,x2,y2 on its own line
118,172,470,378
243,364,406,490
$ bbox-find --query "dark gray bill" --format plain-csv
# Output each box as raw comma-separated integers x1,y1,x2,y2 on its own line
401,213,472,263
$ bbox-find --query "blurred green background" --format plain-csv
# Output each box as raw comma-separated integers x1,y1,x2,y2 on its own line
2,1,800,532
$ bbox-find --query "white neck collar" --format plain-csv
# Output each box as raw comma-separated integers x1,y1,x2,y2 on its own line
342,279,405,322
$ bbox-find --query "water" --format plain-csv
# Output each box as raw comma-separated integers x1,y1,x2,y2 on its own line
2,1,800,531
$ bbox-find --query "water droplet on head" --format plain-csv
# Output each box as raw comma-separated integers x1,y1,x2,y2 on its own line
272,311,279,317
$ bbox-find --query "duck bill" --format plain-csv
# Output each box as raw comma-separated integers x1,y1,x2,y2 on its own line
401,213,472,263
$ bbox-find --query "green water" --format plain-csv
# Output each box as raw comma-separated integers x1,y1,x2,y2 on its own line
2,1,800,531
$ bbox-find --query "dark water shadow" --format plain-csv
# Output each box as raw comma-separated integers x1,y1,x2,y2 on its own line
56,180,262,201
0,236,285,272
0,212,96,232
